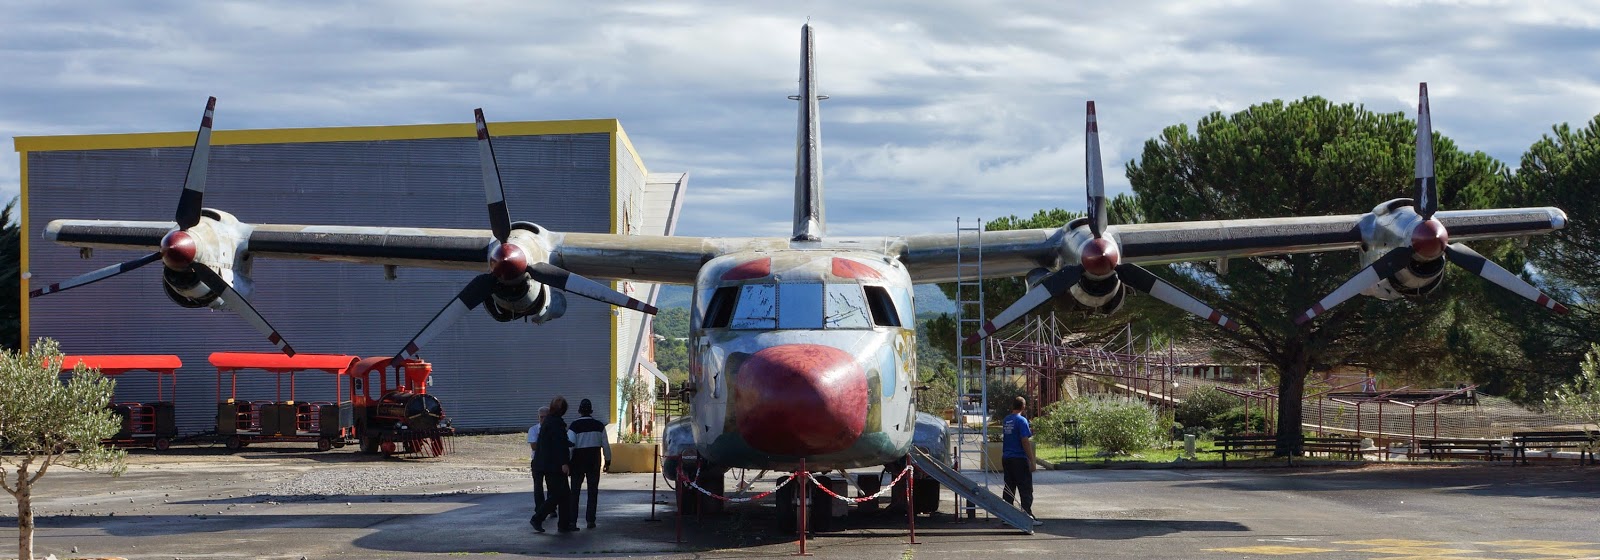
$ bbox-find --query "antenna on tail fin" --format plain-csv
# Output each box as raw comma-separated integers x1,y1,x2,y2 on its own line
790,23,826,242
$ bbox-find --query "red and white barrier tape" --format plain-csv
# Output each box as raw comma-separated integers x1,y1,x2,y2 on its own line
679,471,796,503
806,464,915,503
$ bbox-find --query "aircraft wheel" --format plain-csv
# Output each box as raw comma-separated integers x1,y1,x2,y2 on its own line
317,438,333,452
359,435,379,454
154,438,171,452
225,436,242,451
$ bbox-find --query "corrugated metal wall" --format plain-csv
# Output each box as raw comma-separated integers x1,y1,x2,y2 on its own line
27,132,631,434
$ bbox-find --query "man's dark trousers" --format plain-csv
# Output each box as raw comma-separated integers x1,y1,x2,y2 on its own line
570,447,603,526
1001,456,1033,515
531,470,574,529
530,460,545,510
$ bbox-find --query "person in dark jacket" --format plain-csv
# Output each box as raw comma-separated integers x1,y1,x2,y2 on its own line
566,398,613,529
530,396,578,533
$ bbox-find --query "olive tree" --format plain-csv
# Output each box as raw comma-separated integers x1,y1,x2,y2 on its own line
0,339,126,560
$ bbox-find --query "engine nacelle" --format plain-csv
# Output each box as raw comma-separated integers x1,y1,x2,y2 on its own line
162,267,222,308
1070,274,1125,315
159,209,255,310
1390,255,1446,297
486,280,567,323
1360,248,1446,300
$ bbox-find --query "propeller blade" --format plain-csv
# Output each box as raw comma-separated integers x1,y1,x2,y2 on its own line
1444,243,1569,314
1295,247,1416,325
1415,83,1437,219
965,265,1083,345
29,252,162,298
396,274,499,361
1116,263,1238,330
474,108,513,242
1086,101,1107,238
175,96,217,230
191,264,296,356
528,262,658,314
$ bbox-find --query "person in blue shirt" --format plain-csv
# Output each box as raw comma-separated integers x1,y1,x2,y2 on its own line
1001,395,1041,525
527,406,549,513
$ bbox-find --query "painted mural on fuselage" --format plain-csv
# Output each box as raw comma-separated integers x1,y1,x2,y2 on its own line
688,249,918,471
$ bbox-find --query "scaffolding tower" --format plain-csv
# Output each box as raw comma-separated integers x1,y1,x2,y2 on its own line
953,217,990,519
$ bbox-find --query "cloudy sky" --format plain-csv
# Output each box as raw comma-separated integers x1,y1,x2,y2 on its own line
3,1,1597,238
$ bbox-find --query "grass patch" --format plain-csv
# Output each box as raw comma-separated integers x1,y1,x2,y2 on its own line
1037,440,1227,463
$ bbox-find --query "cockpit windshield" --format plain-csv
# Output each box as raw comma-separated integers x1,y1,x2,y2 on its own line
708,282,897,330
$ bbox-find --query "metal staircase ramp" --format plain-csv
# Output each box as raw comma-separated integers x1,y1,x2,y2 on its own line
910,447,1034,534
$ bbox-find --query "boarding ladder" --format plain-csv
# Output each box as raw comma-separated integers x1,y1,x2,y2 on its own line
953,217,992,519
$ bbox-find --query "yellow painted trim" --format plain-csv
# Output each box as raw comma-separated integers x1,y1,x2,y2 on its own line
18,153,28,347
13,119,621,152
615,123,649,178
609,129,620,424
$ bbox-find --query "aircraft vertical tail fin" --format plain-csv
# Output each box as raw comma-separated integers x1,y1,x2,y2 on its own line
791,23,825,242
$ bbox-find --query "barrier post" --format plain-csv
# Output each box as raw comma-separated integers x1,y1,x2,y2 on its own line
674,457,684,544
648,445,660,522
794,459,812,556
906,454,918,545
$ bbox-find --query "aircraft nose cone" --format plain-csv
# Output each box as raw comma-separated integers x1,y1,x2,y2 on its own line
735,344,866,457
1411,219,1448,260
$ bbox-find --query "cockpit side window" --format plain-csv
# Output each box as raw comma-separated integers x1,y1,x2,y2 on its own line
702,286,740,329
824,284,871,329
864,285,902,327
729,284,777,329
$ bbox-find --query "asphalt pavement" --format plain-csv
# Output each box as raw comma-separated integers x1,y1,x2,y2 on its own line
0,436,1595,559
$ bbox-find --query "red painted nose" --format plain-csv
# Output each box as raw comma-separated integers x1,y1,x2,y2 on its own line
160,230,197,270
735,344,866,457
489,243,527,281
1411,219,1449,260
1082,237,1120,277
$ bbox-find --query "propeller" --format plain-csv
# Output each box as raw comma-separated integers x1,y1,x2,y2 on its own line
395,109,658,360
30,97,297,356
967,101,1237,344
1294,83,1568,324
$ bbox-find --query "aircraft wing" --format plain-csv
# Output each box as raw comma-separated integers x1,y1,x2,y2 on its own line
44,220,718,284
898,207,1565,284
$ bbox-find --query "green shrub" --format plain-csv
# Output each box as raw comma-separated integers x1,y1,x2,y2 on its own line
985,376,1030,422
1214,406,1269,435
1175,386,1237,432
1036,396,1160,455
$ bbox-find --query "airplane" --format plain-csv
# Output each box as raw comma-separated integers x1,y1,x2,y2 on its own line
33,24,1568,510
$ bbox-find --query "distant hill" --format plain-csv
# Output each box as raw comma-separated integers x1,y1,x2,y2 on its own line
656,285,693,310
653,283,953,315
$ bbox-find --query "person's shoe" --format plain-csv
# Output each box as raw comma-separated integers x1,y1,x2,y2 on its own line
1032,518,1044,526
531,518,545,533
558,524,579,533
587,521,596,529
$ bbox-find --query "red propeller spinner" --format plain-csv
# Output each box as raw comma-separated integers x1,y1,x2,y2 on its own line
1411,219,1448,260
488,243,528,281
1081,237,1120,277
159,230,198,270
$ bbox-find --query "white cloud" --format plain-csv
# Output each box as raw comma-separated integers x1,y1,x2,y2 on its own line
4,0,1599,235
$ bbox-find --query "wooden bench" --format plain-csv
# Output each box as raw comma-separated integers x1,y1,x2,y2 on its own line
1217,435,1277,465
1217,435,1362,465
1417,438,1504,461
1510,431,1597,466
